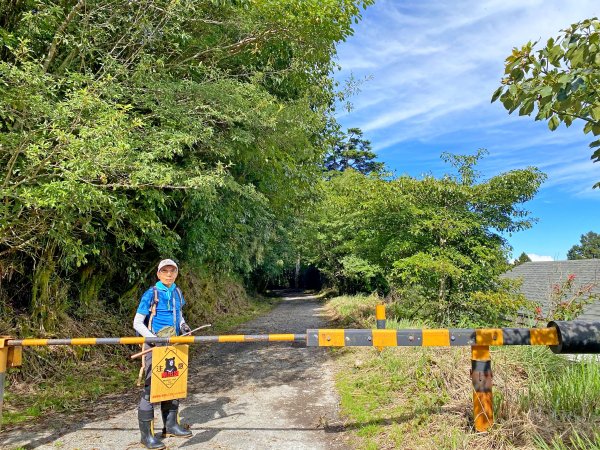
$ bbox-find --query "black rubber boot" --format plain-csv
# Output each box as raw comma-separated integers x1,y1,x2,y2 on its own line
138,409,166,449
161,400,192,438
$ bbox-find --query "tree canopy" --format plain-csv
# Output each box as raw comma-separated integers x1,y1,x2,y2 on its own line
492,17,600,187
324,127,384,174
0,0,374,330
567,231,600,259
513,252,532,266
302,150,545,325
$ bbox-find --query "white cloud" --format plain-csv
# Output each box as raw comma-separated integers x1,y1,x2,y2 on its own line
542,160,600,191
527,253,554,262
335,0,600,193
338,55,378,71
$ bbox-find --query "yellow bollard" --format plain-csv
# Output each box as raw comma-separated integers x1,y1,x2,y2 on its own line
375,304,386,352
0,337,21,432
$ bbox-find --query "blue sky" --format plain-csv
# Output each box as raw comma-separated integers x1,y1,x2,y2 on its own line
334,0,600,261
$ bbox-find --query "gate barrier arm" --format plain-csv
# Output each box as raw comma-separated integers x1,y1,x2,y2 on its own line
11,321,600,351
5,334,307,347
306,327,560,347
2,317,600,433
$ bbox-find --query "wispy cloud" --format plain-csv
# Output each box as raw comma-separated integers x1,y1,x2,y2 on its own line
335,0,599,194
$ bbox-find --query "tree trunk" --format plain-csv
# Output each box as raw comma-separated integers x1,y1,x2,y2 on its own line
438,275,449,324
31,245,56,332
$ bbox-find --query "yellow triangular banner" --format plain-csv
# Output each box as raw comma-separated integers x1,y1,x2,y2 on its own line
150,345,189,403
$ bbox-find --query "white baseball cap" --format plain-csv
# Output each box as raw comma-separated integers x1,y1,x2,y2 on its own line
157,259,178,272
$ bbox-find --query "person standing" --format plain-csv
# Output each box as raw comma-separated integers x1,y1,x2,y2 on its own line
133,259,193,449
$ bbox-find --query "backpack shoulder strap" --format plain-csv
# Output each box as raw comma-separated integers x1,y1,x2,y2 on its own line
150,286,159,311
147,287,159,329
137,287,160,386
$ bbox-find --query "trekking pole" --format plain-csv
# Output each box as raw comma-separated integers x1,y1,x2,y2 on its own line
130,324,211,359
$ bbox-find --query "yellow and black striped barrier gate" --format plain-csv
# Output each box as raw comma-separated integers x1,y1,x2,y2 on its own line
1,313,599,433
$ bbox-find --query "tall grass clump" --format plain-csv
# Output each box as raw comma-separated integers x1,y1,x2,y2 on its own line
506,346,600,419
534,430,600,450
526,355,600,419
326,294,600,448
325,293,433,330
326,294,382,327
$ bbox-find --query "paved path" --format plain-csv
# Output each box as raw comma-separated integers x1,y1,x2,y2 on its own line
2,292,348,450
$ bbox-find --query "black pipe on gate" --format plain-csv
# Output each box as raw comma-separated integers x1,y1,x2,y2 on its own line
548,321,600,354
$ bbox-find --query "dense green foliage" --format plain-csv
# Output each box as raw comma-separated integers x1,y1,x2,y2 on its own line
303,150,544,325
492,17,600,187
0,0,373,331
0,0,548,332
324,127,384,174
567,231,600,259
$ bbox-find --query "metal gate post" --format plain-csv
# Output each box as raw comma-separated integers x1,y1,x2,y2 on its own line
375,304,386,352
375,304,386,329
0,337,9,432
471,345,493,432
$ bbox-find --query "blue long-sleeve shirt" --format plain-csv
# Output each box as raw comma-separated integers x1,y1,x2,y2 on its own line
136,282,186,335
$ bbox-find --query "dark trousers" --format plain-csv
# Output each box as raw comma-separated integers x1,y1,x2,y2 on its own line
139,345,155,412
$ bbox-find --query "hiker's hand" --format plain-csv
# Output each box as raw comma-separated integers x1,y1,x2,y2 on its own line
180,323,192,334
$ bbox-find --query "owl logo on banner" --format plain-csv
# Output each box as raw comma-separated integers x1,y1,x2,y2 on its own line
150,346,189,402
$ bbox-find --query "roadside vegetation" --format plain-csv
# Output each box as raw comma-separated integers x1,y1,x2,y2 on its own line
0,0,371,430
3,0,600,446
300,16,600,448
492,18,600,189
3,273,277,428
327,295,600,449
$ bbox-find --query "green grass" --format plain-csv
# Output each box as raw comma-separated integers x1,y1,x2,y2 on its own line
501,347,600,419
327,293,380,315
527,356,600,419
534,431,600,450
335,343,470,449
329,296,460,449
327,293,600,449
4,364,136,426
326,294,382,327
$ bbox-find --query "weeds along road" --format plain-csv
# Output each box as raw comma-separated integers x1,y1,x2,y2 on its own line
2,292,348,450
